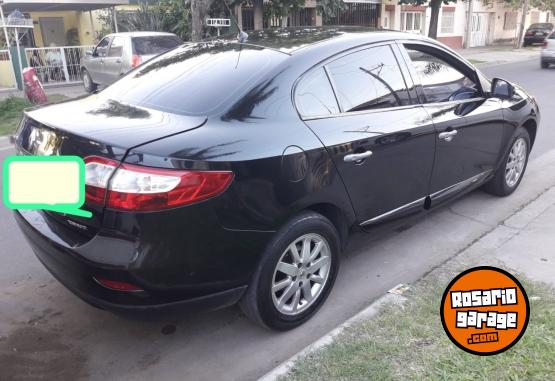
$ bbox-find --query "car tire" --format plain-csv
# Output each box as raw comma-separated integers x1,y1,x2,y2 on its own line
82,69,97,93
483,127,531,197
541,60,549,69
239,211,340,330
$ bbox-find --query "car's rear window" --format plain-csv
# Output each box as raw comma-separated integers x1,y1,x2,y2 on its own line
529,23,553,29
99,42,287,116
132,35,182,55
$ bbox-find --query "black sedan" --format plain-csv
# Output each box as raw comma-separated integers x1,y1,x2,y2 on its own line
523,22,554,46
12,28,539,330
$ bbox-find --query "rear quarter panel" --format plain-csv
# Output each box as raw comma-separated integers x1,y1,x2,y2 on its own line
123,61,356,232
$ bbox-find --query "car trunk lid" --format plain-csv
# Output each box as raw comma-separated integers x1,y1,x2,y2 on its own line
13,96,206,241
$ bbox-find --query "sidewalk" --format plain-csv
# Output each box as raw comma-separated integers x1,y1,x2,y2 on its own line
0,84,86,101
456,45,541,67
263,148,555,380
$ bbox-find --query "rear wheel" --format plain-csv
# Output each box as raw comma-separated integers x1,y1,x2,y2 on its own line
541,60,549,69
82,69,97,93
483,127,530,197
240,211,340,330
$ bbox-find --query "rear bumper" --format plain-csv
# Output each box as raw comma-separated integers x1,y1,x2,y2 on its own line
524,36,547,44
14,210,248,314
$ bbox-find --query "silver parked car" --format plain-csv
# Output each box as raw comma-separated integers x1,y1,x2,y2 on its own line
541,32,555,68
81,32,182,92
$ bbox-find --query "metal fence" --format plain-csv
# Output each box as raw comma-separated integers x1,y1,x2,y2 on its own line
25,46,93,86
325,3,381,27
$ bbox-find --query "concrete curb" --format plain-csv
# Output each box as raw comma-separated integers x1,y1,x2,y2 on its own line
258,293,406,381
475,56,538,68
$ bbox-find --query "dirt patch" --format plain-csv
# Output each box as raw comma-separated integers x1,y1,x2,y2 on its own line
0,325,87,380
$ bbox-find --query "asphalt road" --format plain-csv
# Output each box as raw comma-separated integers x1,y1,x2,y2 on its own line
0,58,553,381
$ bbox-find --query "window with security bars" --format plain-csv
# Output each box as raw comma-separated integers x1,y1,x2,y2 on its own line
441,10,455,34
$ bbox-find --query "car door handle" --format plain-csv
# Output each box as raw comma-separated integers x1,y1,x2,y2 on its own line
438,129,458,142
344,150,373,163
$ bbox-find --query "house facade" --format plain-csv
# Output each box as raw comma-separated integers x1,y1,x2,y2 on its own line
380,0,552,49
0,0,128,89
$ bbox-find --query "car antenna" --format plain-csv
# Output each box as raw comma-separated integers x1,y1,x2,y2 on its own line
220,0,248,43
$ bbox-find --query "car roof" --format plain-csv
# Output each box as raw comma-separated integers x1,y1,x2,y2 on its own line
216,27,433,54
107,31,177,38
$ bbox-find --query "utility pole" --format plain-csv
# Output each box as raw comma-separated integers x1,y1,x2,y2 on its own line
464,0,474,48
516,0,529,49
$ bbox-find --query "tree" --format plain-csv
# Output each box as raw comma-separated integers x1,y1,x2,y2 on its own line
264,0,305,27
398,0,453,39
96,0,190,41
159,0,191,40
316,0,347,24
191,0,212,40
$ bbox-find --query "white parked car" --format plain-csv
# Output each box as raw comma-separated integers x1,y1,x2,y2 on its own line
541,32,555,68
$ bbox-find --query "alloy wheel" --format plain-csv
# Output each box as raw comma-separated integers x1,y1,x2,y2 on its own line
83,72,91,89
271,233,331,316
505,137,527,188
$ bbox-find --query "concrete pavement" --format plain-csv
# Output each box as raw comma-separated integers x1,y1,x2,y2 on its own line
0,84,86,100
457,45,542,67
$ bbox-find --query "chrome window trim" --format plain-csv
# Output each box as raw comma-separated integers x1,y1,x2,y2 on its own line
301,96,487,122
301,103,423,121
421,97,486,108
293,41,415,121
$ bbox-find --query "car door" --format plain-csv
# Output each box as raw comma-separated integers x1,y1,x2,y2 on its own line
87,36,111,84
102,36,125,85
399,42,505,205
298,43,436,226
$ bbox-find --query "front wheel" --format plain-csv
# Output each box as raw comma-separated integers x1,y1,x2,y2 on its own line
82,69,97,93
240,211,340,330
483,127,530,197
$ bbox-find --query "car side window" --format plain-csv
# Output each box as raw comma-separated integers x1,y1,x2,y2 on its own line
95,37,111,57
295,68,340,118
326,45,410,113
108,36,125,57
404,47,479,103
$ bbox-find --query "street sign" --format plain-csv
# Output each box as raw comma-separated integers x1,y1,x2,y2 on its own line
206,18,231,27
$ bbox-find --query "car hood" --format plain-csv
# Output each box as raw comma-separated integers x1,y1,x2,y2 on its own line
25,94,207,149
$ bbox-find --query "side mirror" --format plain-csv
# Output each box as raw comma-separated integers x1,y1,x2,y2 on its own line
491,78,515,100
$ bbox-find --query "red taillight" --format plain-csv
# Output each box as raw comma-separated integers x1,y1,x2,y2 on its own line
526,31,534,36
84,156,234,211
94,277,144,292
131,54,142,68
